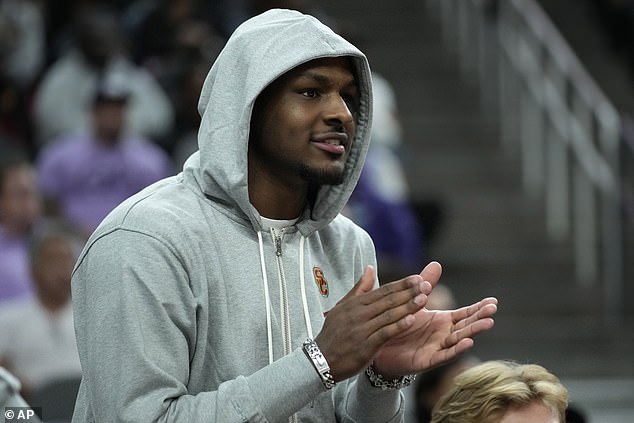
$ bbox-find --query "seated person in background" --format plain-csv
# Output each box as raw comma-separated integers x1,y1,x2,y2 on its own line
32,4,173,145
36,75,173,237
0,150,42,304
430,360,568,423
0,219,84,400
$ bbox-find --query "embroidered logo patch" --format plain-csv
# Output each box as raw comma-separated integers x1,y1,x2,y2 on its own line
312,267,329,297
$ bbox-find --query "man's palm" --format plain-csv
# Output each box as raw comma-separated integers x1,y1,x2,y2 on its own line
373,292,497,376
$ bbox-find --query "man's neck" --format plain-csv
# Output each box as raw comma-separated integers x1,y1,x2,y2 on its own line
248,170,309,219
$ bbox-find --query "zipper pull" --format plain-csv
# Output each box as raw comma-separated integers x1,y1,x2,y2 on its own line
272,228,283,256
275,235,282,257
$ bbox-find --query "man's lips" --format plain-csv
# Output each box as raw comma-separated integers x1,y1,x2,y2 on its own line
311,132,349,155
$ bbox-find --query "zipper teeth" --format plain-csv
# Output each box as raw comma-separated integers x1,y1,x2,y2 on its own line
272,228,292,356
280,263,291,355
272,229,298,423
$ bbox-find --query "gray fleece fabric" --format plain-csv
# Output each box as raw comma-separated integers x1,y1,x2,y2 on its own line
71,8,404,422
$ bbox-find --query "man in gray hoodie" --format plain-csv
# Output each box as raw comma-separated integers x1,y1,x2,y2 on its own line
71,9,498,423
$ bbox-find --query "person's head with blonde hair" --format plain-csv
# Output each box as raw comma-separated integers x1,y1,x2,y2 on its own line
430,360,568,423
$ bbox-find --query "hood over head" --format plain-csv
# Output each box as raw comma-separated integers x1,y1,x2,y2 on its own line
183,8,373,235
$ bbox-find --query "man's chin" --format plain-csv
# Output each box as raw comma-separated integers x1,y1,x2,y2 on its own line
300,165,345,186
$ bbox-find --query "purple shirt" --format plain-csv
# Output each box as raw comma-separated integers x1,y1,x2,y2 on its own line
0,227,35,304
36,134,172,234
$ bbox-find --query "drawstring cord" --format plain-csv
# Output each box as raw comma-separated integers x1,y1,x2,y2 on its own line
257,231,274,365
298,235,313,339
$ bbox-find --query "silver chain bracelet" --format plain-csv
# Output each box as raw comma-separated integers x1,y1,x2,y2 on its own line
365,363,416,390
303,339,336,390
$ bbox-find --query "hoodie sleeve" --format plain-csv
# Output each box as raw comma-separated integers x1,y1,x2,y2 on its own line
339,374,404,422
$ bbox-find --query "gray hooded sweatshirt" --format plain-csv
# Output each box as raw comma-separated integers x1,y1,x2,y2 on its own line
71,9,404,423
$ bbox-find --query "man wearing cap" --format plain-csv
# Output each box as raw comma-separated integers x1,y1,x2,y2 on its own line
35,76,173,237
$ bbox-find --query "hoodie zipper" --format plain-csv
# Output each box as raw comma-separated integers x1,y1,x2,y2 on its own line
271,228,292,358
269,228,307,422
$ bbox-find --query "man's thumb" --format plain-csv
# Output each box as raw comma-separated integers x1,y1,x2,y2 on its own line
353,265,376,295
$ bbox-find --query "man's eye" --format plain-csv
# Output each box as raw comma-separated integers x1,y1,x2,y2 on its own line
301,89,319,98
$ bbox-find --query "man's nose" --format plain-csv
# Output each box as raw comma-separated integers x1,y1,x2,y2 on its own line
323,95,354,127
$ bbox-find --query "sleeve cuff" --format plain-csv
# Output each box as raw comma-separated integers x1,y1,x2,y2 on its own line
345,372,404,422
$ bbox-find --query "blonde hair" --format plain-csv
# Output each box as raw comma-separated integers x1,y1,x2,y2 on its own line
430,360,568,423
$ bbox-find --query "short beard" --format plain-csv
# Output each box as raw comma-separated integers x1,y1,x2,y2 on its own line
298,163,345,186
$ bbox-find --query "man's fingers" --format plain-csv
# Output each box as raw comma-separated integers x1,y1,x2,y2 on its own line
362,278,429,319
448,338,476,359
344,263,440,303
435,298,498,351
335,269,431,335
450,297,498,325
368,312,417,345
419,261,442,289
340,265,376,302
354,273,425,303
442,315,496,349
358,276,434,341
454,303,498,333
429,337,475,369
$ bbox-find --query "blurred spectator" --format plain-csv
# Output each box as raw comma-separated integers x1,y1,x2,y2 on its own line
0,150,42,305
35,74,173,237
0,0,46,89
130,0,214,67
32,4,174,146
128,0,224,155
0,219,83,401
0,0,45,154
0,77,34,157
344,72,425,281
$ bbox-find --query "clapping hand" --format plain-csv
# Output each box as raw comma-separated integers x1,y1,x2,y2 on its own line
315,262,497,381
372,262,497,377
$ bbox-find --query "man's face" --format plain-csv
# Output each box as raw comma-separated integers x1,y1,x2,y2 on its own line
0,164,42,234
32,237,75,305
249,56,360,187
93,100,127,144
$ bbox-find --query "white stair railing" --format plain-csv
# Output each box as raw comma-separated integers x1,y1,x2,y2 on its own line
426,0,625,322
